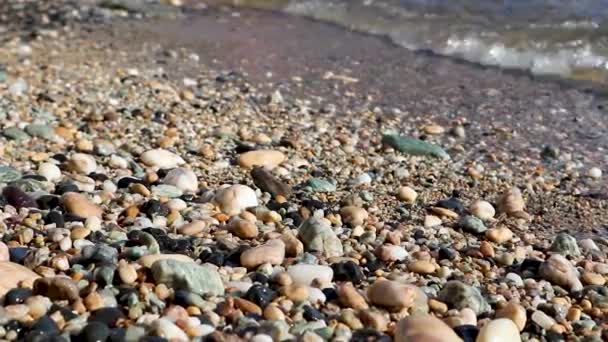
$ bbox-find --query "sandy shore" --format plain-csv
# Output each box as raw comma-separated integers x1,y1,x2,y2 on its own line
0,1,606,341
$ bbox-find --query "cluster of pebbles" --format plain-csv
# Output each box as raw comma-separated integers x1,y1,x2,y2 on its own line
0,2,607,342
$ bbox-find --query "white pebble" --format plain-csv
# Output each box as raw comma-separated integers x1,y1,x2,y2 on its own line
588,167,602,179
37,162,61,182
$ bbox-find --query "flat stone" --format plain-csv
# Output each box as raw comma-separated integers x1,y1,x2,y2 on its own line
367,279,416,310
138,254,195,268
62,192,103,219
251,167,292,198
382,134,449,159
0,262,40,297
240,239,285,269
151,259,224,296
140,149,185,169
306,178,336,193
238,150,286,169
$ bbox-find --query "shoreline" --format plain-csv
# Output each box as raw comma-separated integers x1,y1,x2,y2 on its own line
0,2,606,341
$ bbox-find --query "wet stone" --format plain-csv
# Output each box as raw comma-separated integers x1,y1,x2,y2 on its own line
4,288,33,305
245,284,277,308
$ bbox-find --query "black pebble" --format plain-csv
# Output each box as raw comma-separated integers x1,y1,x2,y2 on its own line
2,185,38,209
141,200,169,217
4,288,33,305
52,154,68,162
245,284,277,308
80,321,110,342
108,328,126,342
30,315,59,336
64,213,86,223
364,258,383,273
332,261,365,284
438,247,457,261
116,177,144,189
55,182,79,195
199,249,225,267
9,247,31,264
88,308,125,327
88,173,109,182
36,195,60,210
302,305,324,321
251,273,269,285
321,288,338,302
285,211,303,226
44,211,64,228
22,174,48,182
436,197,466,215
454,325,479,342
520,259,542,273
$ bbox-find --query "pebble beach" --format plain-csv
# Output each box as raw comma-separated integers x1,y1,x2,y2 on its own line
0,1,607,341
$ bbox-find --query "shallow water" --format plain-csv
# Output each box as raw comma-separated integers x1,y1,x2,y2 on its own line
207,0,608,83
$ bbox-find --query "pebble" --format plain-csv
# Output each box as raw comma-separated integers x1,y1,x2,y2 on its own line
140,149,185,169
213,184,259,216
497,187,525,214
151,259,224,296
397,186,417,203
395,314,462,342
178,220,206,236
228,218,259,239
337,282,368,310
153,318,190,341
476,319,521,342
33,276,80,302
2,186,38,209
549,233,580,257
62,192,103,219
469,200,495,221
238,150,286,169
298,217,344,257
459,215,487,234
68,153,97,174
377,245,409,262
496,302,527,331
281,284,309,303
340,206,368,227
251,167,292,198
588,167,602,179
37,162,61,182
408,260,436,275
307,178,337,192
162,167,198,192
531,310,556,330
0,262,40,297
287,264,333,286
486,227,513,244
382,134,450,159
539,254,583,292
367,279,416,309
138,254,195,268
240,239,286,269
438,280,490,314
424,215,442,227
117,260,138,285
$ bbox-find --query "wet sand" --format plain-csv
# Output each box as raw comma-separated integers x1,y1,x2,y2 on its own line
87,5,608,171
